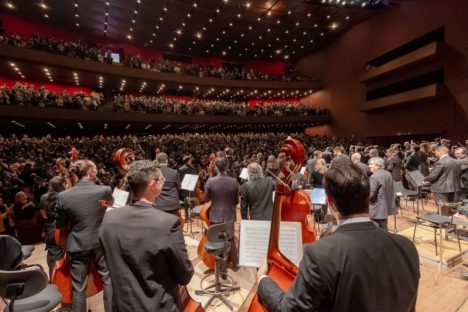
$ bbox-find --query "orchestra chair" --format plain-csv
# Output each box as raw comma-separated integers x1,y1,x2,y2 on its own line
412,202,462,256
194,221,240,310
0,235,62,312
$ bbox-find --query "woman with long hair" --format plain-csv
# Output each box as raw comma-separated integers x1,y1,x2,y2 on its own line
39,175,66,280
419,142,431,176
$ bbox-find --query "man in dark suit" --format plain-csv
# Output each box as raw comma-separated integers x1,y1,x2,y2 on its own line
386,148,403,181
240,162,276,220
455,147,468,200
155,152,182,216
178,155,198,218
404,145,422,172
368,157,396,230
424,146,461,204
330,146,350,168
256,163,420,311
100,160,193,311
204,157,239,272
305,150,321,185
56,160,113,312
351,152,369,176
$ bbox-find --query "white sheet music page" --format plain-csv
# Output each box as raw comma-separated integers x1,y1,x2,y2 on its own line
181,174,198,191
239,220,303,267
112,188,129,208
239,168,249,180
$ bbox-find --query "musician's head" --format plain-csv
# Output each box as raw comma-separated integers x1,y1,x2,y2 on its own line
247,162,263,181
156,152,168,165
69,160,97,181
49,176,66,193
435,145,449,158
183,155,193,164
323,163,370,219
215,157,228,173
126,160,163,201
368,157,384,174
455,147,467,160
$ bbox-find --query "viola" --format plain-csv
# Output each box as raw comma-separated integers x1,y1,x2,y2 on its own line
248,137,314,311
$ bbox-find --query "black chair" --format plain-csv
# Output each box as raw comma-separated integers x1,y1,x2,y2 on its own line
194,221,240,310
0,235,62,312
412,202,462,256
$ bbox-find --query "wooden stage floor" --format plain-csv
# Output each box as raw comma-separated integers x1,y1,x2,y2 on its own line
13,197,468,311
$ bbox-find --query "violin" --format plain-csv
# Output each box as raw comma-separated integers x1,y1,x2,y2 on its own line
248,137,313,311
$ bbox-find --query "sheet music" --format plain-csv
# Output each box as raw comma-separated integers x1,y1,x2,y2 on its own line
300,166,306,174
181,174,198,191
239,220,303,267
112,188,129,208
239,167,249,180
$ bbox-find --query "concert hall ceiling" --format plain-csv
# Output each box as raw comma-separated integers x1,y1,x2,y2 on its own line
1,0,387,61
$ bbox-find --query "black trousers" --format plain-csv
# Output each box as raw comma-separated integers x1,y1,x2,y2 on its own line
44,222,63,281
70,248,112,312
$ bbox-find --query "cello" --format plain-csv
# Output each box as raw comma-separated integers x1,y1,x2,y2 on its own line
196,202,216,269
249,137,315,311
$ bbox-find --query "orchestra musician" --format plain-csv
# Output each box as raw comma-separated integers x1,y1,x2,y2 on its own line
204,156,240,273
240,162,275,220
256,163,420,311
179,155,198,217
55,160,113,312
100,160,193,311
154,152,182,216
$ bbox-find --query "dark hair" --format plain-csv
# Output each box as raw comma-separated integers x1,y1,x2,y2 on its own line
126,160,161,196
323,163,369,216
215,157,228,173
45,176,66,219
412,145,420,153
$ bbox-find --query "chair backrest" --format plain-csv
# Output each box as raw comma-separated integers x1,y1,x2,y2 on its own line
0,267,48,299
0,235,24,271
393,181,406,194
207,221,234,243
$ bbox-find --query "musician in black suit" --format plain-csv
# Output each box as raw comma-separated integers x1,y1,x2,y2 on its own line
305,151,321,185
240,162,276,220
55,160,113,312
100,160,193,311
155,152,182,216
455,147,468,200
404,145,422,172
256,163,420,311
330,146,350,168
424,146,461,204
351,153,369,176
178,155,198,218
386,148,403,181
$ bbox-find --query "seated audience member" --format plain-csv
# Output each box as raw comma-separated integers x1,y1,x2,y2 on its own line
0,196,14,235
100,160,193,311
368,157,395,230
240,162,276,220
256,163,420,311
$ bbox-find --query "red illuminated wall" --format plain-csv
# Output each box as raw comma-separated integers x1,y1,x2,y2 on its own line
0,76,93,94
1,13,287,74
298,0,468,142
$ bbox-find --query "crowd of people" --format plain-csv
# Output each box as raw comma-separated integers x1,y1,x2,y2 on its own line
111,95,327,116
1,130,467,311
1,31,297,82
0,83,327,116
0,83,104,111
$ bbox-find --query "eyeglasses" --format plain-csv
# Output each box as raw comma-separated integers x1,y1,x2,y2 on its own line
156,177,166,184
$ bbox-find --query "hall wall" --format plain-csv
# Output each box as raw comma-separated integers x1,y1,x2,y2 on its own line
299,0,468,142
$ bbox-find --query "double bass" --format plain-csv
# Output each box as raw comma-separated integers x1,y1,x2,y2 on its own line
249,137,316,311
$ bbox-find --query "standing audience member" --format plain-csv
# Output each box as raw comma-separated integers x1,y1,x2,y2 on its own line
100,160,193,311
13,191,36,244
39,176,66,280
56,160,113,312
368,157,395,230
423,146,461,204
256,163,420,311
240,162,276,220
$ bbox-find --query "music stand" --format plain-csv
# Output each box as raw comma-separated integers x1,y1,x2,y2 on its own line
181,174,200,239
405,170,425,215
304,188,327,228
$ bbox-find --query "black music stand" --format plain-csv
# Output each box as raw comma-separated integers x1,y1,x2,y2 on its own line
181,174,200,239
405,170,426,216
